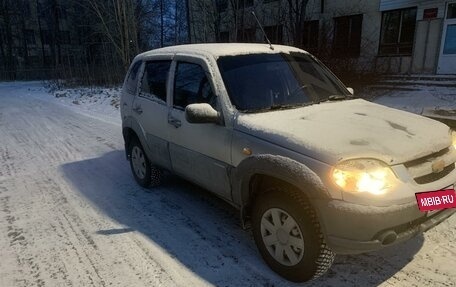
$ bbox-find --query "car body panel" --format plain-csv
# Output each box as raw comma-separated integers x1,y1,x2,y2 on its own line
120,43,456,255
131,55,174,170
166,54,233,200
235,99,451,166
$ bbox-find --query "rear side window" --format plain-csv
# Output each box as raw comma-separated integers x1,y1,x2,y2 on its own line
173,62,216,110
140,60,172,102
125,61,142,94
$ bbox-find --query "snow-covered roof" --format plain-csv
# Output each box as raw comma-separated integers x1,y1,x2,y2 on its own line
137,43,306,59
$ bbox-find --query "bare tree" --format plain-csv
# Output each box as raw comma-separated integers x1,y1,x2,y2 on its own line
0,0,15,78
0,0,189,84
189,0,222,42
283,0,309,47
81,0,139,69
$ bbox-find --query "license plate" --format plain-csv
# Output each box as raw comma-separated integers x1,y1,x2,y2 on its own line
415,189,456,212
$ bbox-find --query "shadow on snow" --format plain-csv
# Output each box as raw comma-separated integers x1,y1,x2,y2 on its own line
61,150,424,286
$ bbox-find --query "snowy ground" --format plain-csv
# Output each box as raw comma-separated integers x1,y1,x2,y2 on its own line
0,81,455,287
367,85,456,116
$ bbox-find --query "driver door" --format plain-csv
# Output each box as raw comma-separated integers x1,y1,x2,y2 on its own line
167,56,232,200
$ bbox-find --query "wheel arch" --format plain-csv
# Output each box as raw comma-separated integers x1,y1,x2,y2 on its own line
122,117,149,160
231,154,330,228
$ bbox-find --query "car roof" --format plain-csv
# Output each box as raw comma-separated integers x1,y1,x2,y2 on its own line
136,43,307,60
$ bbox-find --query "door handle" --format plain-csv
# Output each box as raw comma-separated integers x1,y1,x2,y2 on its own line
132,106,143,114
168,117,181,128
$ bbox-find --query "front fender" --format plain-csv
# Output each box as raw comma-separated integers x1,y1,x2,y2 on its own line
231,154,330,209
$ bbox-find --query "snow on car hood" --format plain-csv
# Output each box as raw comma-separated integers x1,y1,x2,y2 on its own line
235,99,451,165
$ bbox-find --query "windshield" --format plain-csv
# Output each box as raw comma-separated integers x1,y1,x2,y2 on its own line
217,52,350,112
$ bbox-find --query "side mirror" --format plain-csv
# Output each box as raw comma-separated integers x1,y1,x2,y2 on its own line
347,87,354,95
185,103,219,124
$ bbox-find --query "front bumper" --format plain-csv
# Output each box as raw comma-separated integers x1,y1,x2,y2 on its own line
314,199,456,254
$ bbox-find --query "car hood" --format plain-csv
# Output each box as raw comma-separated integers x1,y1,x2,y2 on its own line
234,99,451,165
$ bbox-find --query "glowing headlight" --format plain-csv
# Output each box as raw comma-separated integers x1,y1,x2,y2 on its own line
332,159,396,195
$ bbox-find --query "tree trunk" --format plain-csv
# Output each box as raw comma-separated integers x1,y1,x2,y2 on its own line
35,0,46,67
160,0,164,47
1,0,16,79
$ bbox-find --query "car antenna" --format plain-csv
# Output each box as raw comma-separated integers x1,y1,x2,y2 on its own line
251,11,274,50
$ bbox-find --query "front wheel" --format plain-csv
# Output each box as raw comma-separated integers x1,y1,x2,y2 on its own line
251,187,335,282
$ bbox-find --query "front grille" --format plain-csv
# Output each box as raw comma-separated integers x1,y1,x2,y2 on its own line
403,147,456,185
404,148,449,168
414,164,455,184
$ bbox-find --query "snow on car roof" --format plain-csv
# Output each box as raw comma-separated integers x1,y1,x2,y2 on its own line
137,43,307,59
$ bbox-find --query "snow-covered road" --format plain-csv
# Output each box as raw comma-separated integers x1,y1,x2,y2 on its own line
0,82,455,287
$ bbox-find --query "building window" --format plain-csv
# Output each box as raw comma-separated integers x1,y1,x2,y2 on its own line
302,20,319,50
25,30,36,45
333,14,363,57
447,3,456,19
236,28,256,42
379,7,417,55
263,25,282,44
443,25,456,54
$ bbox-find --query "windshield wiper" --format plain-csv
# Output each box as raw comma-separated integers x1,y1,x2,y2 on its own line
329,95,348,101
317,94,352,103
271,102,314,110
242,102,314,113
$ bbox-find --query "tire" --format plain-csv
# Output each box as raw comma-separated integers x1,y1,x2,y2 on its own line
251,187,335,282
129,138,162,188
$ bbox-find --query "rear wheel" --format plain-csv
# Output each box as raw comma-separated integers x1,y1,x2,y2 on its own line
251,187,335,282
129,138,162,187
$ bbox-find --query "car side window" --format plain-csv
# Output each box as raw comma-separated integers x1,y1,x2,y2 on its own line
139,60,172,103
173,62,216,110
125,61,142,94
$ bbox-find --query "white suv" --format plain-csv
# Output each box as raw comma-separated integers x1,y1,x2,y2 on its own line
121,43,456,282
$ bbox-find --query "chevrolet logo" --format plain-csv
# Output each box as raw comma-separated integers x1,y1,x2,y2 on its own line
431,160,445,173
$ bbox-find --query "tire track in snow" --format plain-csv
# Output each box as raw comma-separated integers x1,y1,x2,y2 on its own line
1,82,456,287
0,181,45,287
34,176,106,287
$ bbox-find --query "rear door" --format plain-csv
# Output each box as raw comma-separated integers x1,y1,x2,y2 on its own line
132,57,173,170
167,55,232,200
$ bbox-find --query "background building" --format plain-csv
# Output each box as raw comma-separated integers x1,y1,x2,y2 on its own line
0,0,189,83
188,0,456,75
0,0,85,80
